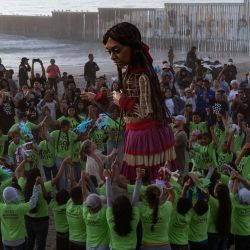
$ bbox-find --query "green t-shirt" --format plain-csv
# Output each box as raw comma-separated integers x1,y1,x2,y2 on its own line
207,196,219,233
217,151,233,167
82,205,109,247
0,202,31,241
9,122,36,140
188,208,209,242
18,177,52,218
39,140,55,167
106,118,124,142
24,149,40,171
89,129,107,153
233,133,244,154
50,130,77,158
49,199,68,233
237,156,250,181
214,126,226,153
57,116,84,130
0,135,8,157
139,201,173,244
169,209,191,245
189,122,207,137
96,186,106,196
190,144,211,170
106,206,139,250
7,140,24,164
220,174,230,185
231,193,250,236
66,199,86,243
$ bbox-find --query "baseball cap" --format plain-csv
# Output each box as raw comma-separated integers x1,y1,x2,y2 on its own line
85,193,102,209
174,115,186,124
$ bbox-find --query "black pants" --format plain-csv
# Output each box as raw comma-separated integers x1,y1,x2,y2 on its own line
189,241,208,250
56,232,69,250
235,235,250,250
208,233,227,250
48,78,58,94
171,244,189,250
25,216,49,250
69,241,86,250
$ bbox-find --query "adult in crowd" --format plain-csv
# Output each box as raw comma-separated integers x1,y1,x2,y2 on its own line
0,58,6,80
47,59,61,95
18,57,31,88
30,59,47,88
84,54,100,87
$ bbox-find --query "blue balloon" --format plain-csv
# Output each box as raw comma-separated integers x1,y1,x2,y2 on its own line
74,119,92,133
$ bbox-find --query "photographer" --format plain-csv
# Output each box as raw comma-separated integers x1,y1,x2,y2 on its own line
30,58,47,89
18,57,31,88
0,58,6,80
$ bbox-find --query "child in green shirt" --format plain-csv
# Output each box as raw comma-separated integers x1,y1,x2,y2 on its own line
50,119,77,189
189,112,207,138
49,189,70,250
0,182,39,249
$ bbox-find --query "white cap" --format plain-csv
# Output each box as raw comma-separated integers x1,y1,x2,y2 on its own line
3,187,19,203
174,115,186,124
85,193,102,209
230,80,238,86
238,188,250,205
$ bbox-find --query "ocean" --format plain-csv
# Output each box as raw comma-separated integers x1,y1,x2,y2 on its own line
0,0,165,16
0,0,168,72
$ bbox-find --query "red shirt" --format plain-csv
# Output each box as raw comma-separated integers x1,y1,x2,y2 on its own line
47,64,60,79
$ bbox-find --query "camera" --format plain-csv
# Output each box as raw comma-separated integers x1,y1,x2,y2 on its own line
33,58,40,63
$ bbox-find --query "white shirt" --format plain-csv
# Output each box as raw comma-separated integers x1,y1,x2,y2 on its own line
228,89,238,103
165,98,174,115
38,100,57,119
86,153,107,186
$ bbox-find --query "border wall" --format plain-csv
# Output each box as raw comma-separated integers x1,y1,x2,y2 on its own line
0,1,249,53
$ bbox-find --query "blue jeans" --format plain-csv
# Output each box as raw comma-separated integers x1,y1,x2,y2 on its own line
86,246,109,250
3,242,25,250
43,165,58,181
73,162,81,183
25,216,49,250
56,158,69,190
106,140,124,169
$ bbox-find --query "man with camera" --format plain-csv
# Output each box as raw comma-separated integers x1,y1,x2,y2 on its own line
18,57,31,88
30,58,47,89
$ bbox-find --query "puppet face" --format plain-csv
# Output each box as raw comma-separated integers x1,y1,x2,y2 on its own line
105,38,131,68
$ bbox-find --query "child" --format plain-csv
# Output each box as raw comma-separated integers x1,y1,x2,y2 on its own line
80,139,117,187
169,180,192,250
49,189,70,250
7,131,24,165
39,130,57,181
188,112,207,138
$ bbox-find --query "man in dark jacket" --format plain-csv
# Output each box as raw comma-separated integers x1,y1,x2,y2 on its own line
18,57,31,88
223,58,237,84
84,54,100,87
